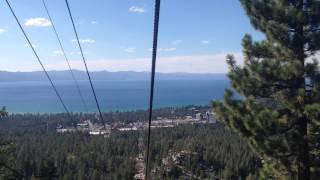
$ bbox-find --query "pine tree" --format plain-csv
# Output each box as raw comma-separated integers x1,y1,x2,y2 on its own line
212,0,320,179
0,107,7,118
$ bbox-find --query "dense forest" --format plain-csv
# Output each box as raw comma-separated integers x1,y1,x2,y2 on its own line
148,125,259,179
0,107,260,179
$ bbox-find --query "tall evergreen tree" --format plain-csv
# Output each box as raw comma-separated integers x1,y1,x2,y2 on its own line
212,0,320,179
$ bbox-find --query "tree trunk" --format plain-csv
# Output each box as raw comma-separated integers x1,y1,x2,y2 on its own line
297,1,310,179
297,117,310,180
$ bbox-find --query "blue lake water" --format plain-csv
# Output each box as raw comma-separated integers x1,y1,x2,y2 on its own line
0,80,230,113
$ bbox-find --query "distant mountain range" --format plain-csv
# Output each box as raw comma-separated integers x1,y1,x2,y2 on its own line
0,70,228,82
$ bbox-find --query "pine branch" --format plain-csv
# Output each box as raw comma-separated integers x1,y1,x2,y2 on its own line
280,124,296,134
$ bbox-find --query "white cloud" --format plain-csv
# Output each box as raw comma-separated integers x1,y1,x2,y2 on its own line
172,40,182,45
24,43,38,48
72,39,95,44
124,48,136,53
160,47,176,52
0,28,6,33
9,52,243,73
148,47,177,52
53,50,63,56
69,51,88,55
129,6,146,13
24,17,51,27
158,48,176,52
70,51,80,55
201,40,210,44
91,21,98,25
81,39,95,43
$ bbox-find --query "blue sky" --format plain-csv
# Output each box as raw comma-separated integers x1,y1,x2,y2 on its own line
0,0,263,73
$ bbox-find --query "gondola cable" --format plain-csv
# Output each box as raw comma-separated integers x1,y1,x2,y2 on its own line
42,0,89,112
145,0,161,179
64,0,106,128
5,0,72,119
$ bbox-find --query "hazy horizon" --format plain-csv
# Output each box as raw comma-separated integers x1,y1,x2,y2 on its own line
0,69,228,74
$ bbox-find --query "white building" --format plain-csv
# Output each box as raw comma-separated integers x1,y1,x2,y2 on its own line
206,111,216,124
118,127,138,131
195,113,203,120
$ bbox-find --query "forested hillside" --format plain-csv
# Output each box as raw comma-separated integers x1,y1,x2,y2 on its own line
0,107,260,179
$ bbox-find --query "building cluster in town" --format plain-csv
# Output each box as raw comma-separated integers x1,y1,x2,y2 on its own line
56,108,216,136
